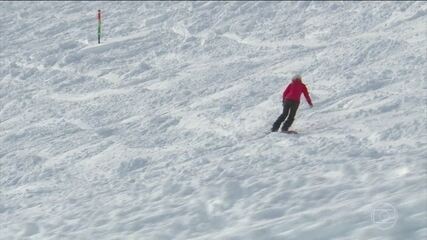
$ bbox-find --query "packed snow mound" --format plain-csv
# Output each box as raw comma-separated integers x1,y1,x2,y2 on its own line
1,2,426,240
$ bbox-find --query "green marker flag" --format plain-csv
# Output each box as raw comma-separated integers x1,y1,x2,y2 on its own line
97,10,101,44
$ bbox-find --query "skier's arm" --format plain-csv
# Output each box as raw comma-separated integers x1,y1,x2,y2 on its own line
303,86,313,107
282,85,291,101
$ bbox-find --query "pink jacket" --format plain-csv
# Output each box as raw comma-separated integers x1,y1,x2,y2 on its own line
282,79,313,106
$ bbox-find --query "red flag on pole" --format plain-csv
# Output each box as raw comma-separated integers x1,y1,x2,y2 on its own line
97,10,101,44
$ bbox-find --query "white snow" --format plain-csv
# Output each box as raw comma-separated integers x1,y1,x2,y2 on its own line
1,1,426,240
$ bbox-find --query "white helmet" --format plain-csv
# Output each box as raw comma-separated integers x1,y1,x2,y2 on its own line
292,74,302,81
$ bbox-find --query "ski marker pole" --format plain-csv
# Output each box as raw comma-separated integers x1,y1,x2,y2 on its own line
97,10,101,44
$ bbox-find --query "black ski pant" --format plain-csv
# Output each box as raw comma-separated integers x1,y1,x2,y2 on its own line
272,100,299,131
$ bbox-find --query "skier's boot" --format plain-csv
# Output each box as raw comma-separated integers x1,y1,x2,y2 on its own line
271,123,281,132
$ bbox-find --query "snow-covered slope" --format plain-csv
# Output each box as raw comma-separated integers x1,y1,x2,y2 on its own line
1,2,426,239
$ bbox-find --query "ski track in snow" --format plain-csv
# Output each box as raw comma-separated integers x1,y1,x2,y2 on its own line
1,1,426,240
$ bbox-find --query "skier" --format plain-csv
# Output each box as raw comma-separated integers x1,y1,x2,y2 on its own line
271,74,313,132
